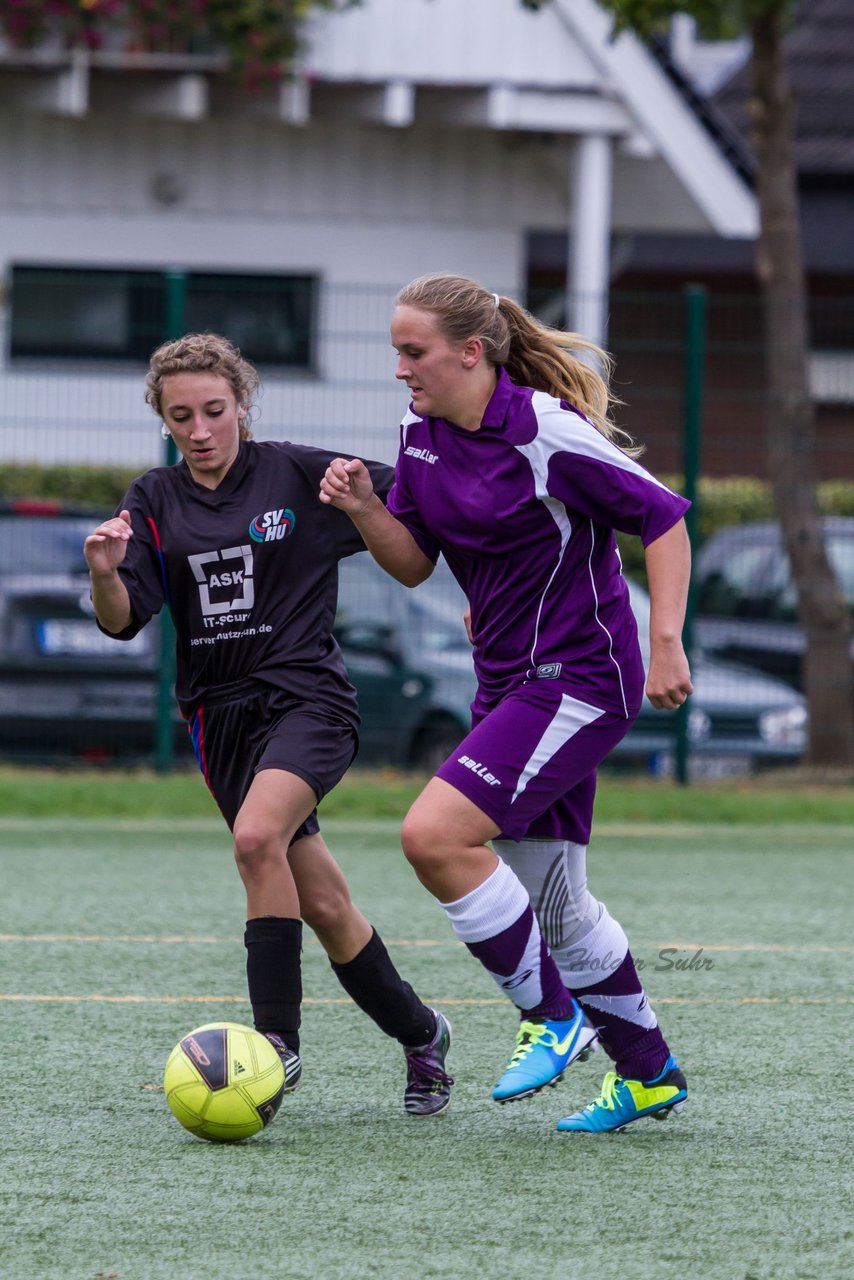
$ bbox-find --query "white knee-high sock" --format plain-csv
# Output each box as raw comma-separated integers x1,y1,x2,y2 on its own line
440,859,573,1015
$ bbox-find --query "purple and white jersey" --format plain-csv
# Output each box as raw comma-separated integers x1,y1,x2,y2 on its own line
387,369,690,718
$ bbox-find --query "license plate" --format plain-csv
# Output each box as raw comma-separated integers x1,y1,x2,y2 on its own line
36,619,148,658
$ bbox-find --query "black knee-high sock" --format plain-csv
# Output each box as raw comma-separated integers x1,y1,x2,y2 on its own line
331,928,435,1048
244,916,302,1054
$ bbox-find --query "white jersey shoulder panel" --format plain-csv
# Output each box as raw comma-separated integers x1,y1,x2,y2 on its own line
518,389,673,498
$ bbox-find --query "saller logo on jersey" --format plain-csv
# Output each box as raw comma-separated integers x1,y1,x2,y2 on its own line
404,446,438,465
248,508,296,543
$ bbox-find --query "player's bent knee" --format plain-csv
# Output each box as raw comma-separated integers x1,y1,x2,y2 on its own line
300,888,351,936
232,820,284,878
400,810,450,876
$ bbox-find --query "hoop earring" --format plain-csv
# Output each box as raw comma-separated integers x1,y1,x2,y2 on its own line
161,423,172,440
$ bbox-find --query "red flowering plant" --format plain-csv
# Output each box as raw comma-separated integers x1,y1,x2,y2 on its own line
0,0,360,83
1,0,122,52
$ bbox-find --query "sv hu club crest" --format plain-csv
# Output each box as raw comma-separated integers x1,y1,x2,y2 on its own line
249,508,295,543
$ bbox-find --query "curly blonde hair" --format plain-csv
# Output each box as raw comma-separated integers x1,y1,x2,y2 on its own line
396,273,639,456
145,332,259,440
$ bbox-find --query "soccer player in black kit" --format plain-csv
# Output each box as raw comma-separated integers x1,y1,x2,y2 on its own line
83,332,452,1115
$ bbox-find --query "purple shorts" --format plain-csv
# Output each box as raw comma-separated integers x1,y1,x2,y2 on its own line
435,681,637,844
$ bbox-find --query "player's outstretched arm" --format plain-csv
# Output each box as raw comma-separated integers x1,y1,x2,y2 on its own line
84,508,134,634
320,458,434,587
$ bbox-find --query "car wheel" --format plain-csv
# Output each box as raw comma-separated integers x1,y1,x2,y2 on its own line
411,720,465,772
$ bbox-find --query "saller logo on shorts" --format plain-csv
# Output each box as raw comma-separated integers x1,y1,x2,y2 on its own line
458,754,502,786
536,663,562,679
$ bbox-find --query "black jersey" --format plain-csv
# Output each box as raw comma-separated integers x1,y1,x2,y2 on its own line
105,440,393,721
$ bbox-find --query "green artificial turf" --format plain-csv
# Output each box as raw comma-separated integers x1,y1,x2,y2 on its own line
2,819,852,1279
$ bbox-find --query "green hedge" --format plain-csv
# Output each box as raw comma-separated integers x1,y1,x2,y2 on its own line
4,465,854,584
0,465,138,509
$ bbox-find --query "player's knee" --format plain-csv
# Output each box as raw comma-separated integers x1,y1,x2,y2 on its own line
300,886,351,936
400,808,448,877
232,818,280,879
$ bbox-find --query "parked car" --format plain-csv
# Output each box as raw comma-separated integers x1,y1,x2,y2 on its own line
693,517,854,690
336,555,474,770
0,499,184,762
617,579,807,774
336,556,808,774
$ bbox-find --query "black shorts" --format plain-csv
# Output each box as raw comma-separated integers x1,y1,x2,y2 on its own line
186,687,359,835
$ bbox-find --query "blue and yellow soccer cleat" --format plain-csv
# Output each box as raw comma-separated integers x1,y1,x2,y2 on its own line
492,1002,598,1104
556,1055,687,1133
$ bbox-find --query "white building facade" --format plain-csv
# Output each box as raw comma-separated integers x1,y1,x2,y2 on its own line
0,0,756,469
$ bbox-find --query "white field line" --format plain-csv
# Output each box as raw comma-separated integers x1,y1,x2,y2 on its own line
0,933,851,953
1,993,853,1006
2,817,854,842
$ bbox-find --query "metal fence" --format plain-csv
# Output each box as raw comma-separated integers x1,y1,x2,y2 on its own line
1,277,852,778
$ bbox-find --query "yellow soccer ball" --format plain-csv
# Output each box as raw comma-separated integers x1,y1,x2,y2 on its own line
164,1022,286,1142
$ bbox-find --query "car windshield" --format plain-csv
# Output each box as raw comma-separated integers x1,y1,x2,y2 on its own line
767,533,854,618
0,516,97,575
406,598,471,655
695,543,772,617
697,521,854,620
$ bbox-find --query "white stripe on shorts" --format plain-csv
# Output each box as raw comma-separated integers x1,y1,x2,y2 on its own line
510,693,605,805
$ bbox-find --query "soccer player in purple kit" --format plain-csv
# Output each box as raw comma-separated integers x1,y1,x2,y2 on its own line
320,272,693,1132
83,332,453,1117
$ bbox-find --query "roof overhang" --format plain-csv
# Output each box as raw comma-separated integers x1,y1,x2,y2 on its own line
0,0,757,239
552,0,757,238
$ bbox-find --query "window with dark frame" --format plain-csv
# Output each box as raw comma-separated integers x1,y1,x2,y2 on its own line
9,265,317,370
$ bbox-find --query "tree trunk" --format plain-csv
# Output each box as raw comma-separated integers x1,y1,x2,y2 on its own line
750,6,854,769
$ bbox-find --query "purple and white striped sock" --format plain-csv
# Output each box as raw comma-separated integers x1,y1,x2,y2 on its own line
576,951,670,1081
